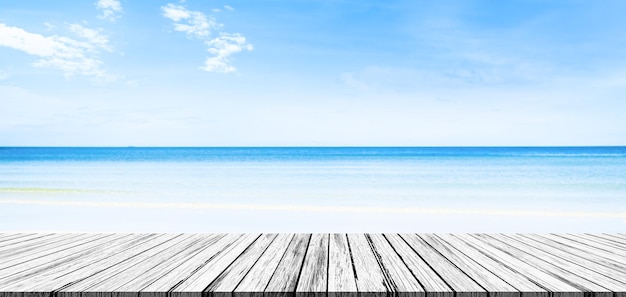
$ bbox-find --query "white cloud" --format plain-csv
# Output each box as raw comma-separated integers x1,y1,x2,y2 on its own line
203,33,253,73
0,71,9,80
68,23,111,51
0,23,116,81
212,8,222,13
162,4,219,39
96,0,122,22
224,5,235,11
161,3,252,73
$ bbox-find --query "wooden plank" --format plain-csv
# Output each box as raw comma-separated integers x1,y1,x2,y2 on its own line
205,234,276,296
501,234,626,289
347,233,389,297
142,234,240,295
603,233,626,244
451,234,582,297
474,234,613,296
171,234,260,296
588,234,626,248
508,234,626,282
206,234,277,294
115,234,222,295
555,234,626,257
0,233,625,297
0,234,157,292
367,234,423,297
327,234,357,297
568,234,626,252
0,233,127,282
0,234,33,244
0,233,52,248
0,233,19,241
401,234,485,297
434,234,546,296
296,234,328,297
417,234,519,297
519,234,626,274
264,233,311,297
0,233,82,265
0,233,65,256
234,234,293,297
537,234,626,268
384,234,451,297
55,234,185,297
63,234,200,294
0,233,104,269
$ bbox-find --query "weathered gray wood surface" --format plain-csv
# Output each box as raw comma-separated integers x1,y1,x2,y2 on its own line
0,233,624,297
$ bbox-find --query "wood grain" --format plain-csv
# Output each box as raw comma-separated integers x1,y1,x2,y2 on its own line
265,233,311,297
235,234,293,297
296,233,328,297
0,233,623,297
346,233,389,297
367,234,423,297
327,234,357,297
402,234,486,297
418,234,519,297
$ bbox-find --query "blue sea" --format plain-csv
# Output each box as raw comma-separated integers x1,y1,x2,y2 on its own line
1,147,625,232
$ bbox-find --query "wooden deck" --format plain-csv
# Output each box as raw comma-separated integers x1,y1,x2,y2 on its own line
0,234,625,297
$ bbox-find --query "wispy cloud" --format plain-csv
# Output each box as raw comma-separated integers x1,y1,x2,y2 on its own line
203,33,253,73
68,23,112,51
0,23,116,81
162,3,218,39
95,0,122,22
224,5,235,11
161,3,252,73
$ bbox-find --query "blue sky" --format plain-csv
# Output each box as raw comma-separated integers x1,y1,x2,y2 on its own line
1,0,625,146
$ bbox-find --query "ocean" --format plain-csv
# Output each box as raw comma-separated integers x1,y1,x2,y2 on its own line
0,147,624,232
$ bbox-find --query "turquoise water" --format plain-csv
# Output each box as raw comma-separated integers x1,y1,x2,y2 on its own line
1,147,625,232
